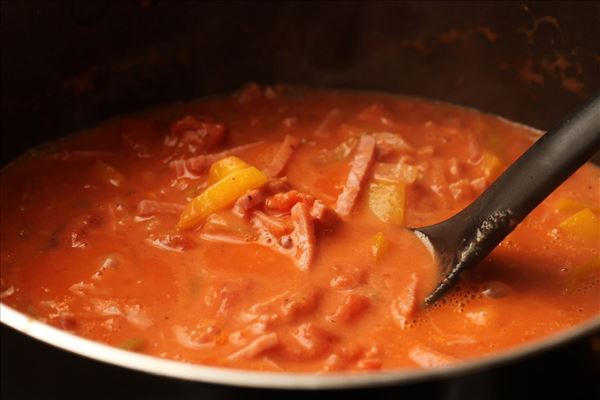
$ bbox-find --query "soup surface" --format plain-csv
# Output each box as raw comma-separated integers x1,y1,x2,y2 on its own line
1,85,598,372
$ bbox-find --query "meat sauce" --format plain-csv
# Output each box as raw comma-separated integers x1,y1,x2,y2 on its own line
1,85,598,372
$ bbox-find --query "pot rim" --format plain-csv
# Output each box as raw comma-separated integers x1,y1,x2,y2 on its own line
1,303,598,389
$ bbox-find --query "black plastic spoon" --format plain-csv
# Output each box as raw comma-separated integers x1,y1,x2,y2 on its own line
415,92,600,306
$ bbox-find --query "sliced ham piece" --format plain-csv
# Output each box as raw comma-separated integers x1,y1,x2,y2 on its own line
249,203,319,272
289,202,316,272
408,345,457,368
252,211,291,238
203,188,323,272
280,288,320,320
391,273,418,329
169,141,265,178
136,200,185,217
263,135,300,178
310,200,340,230
335,135,376,217
313,136,358,165
373,132,413,160
227,332,279,360
372,158,419,185
289,323,336,360
232,189,265,218
329,294,370,324
246,291,291,316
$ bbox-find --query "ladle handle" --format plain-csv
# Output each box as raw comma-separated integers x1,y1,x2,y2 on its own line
422,93,600,304
465,92,600,229
424,92,600,305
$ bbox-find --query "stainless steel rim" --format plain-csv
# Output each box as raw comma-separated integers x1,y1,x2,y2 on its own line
1,303,598,389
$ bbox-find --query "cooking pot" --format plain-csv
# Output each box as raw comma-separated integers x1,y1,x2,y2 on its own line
1,1,599,398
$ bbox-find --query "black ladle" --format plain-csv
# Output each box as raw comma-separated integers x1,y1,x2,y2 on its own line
415,92,600,306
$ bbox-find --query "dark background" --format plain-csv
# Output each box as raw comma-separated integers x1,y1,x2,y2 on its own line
2,0,600,165
1,1,599,399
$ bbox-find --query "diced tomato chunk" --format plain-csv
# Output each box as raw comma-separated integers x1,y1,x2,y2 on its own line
266,190,314,212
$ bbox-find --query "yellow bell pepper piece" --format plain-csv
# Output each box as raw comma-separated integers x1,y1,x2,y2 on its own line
368,180,405,226
208,156,249,185
94,160,125,187
177,166,268,230
481,151,504,181
565,255,600,292
558,208,600,241
555,198,600,214
372,231,389,263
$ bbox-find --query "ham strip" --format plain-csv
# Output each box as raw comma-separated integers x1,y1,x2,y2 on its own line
252,211,290,237
391,273,418,329
335,135,376,217
247,200,318,272
290,202,316,272
169,141,265,178
136,200,184,216
263,135,300,178
227,332,279,360
371,132,414,161
329,294,370,324
203,189,319,272
408,345,457,368
310,199,339,229
232,189,265,218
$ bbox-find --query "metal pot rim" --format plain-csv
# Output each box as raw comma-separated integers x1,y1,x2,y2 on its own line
1,303,598,390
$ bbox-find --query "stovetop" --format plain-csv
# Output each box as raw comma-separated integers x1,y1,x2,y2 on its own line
1,324,598,400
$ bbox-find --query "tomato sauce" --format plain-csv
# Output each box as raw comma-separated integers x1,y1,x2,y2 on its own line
1,85,598,372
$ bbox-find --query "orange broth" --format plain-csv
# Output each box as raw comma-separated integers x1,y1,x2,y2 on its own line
1,85,598,372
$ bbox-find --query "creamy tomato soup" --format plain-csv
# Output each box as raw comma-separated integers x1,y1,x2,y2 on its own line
1,85,598,372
